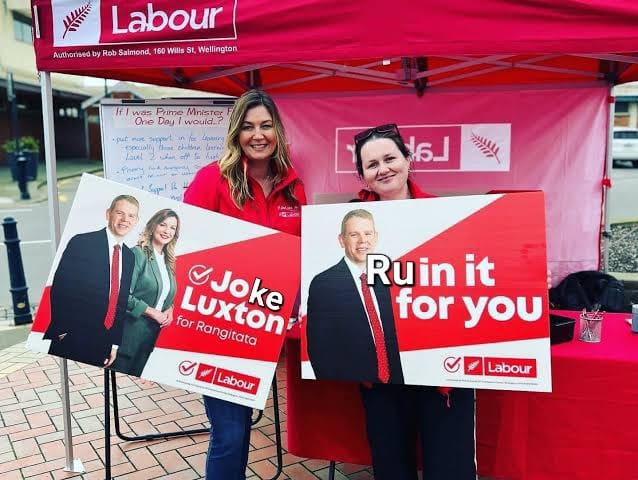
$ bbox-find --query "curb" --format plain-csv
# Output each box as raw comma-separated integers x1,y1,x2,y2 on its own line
0,168,103,206
35,167,103,191
610,272,638,282
25,167,104,205
611,219,638,225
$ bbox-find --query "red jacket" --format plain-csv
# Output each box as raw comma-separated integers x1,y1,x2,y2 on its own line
183,162,306,235
358,179,452,399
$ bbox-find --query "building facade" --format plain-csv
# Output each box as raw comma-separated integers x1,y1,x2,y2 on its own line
614,83,638,128
0,0,91,165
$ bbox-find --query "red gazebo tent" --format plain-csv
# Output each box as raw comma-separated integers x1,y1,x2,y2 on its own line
30,0,638,476
33,0,638,91
31,0,638,266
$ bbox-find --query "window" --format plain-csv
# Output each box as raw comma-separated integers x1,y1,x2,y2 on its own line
615,102,630,114
56,106,81,118
614,130,638,139
13,14,33,45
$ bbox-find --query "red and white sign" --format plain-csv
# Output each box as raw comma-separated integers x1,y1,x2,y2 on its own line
335,123,511,173
51,0,237,47
27,174,300,409
300,192,552,392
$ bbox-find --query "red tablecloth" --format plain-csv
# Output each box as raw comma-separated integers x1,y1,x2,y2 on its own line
285,312,638,479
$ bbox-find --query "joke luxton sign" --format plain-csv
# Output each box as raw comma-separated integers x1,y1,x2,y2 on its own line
27,174,300,409
300,192,551,392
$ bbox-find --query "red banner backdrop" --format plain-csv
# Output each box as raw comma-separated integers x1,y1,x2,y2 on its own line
276,86,608,282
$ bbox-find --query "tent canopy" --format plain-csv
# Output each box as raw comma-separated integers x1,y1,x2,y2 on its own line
32,0,638,95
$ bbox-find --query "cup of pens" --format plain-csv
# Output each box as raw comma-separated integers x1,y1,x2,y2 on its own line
579,310,604,343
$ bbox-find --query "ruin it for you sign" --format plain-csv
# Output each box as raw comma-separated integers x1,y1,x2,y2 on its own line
27,174,300,409
300,192,551,392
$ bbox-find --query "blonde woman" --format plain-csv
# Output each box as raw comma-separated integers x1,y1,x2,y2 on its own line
184,89,306,479
112,208,179,377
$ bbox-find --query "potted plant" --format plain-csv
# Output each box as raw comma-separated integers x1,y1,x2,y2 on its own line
2,136,40,181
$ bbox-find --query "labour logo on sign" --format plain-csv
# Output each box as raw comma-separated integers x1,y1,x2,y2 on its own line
484,357,537,378
51,0,239,47
52,0,101,46
212,367,260,395
195,363,217,383
61,1,92,39
335,123,511,173
178,360,197,376
464,356,484,375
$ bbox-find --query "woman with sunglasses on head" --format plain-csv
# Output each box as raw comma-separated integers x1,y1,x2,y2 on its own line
183,89,306,480
353,123,477,480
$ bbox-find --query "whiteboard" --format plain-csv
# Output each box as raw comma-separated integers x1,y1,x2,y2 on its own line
100,98,235,201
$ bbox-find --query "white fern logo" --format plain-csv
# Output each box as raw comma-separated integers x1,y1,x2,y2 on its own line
467,359,481,372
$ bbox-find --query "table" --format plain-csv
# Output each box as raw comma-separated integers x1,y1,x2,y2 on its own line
285,312,638,479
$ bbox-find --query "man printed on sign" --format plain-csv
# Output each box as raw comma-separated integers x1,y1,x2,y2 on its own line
44,195,139,368
306,208,404,384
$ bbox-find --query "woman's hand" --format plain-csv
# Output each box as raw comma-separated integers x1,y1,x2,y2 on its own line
144,306,170,326
161,307,174,329
547,269,553,290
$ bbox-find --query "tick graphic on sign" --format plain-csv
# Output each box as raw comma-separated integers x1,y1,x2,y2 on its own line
179,361,197,375
444,356,462,373
189,265,213,285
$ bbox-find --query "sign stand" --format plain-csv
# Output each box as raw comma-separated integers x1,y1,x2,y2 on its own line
103,370,112,480
103,370,284,479
110,370,207,440
328,462,336,480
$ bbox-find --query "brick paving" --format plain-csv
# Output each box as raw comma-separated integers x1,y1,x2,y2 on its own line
0,342,374,479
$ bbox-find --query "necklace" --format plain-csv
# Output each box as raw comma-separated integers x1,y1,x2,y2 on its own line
257,175,274,196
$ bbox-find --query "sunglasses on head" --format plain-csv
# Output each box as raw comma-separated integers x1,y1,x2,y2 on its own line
353,123,400,145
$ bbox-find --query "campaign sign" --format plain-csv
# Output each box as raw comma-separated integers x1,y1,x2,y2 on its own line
300,192,551,392
27,174,300,409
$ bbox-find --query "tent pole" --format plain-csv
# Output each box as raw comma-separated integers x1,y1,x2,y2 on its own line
602,86,615,273
40,71,85,474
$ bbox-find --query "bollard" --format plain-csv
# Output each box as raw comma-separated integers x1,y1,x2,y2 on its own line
2,217,32,325
16,155,31,200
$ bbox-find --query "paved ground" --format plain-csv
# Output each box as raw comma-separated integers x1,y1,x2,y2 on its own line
0,342,374,480
0,325,31,351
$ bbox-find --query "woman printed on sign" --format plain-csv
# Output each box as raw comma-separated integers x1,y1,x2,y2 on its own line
112,208,180,377
352,123,476,480
184,89,306,480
